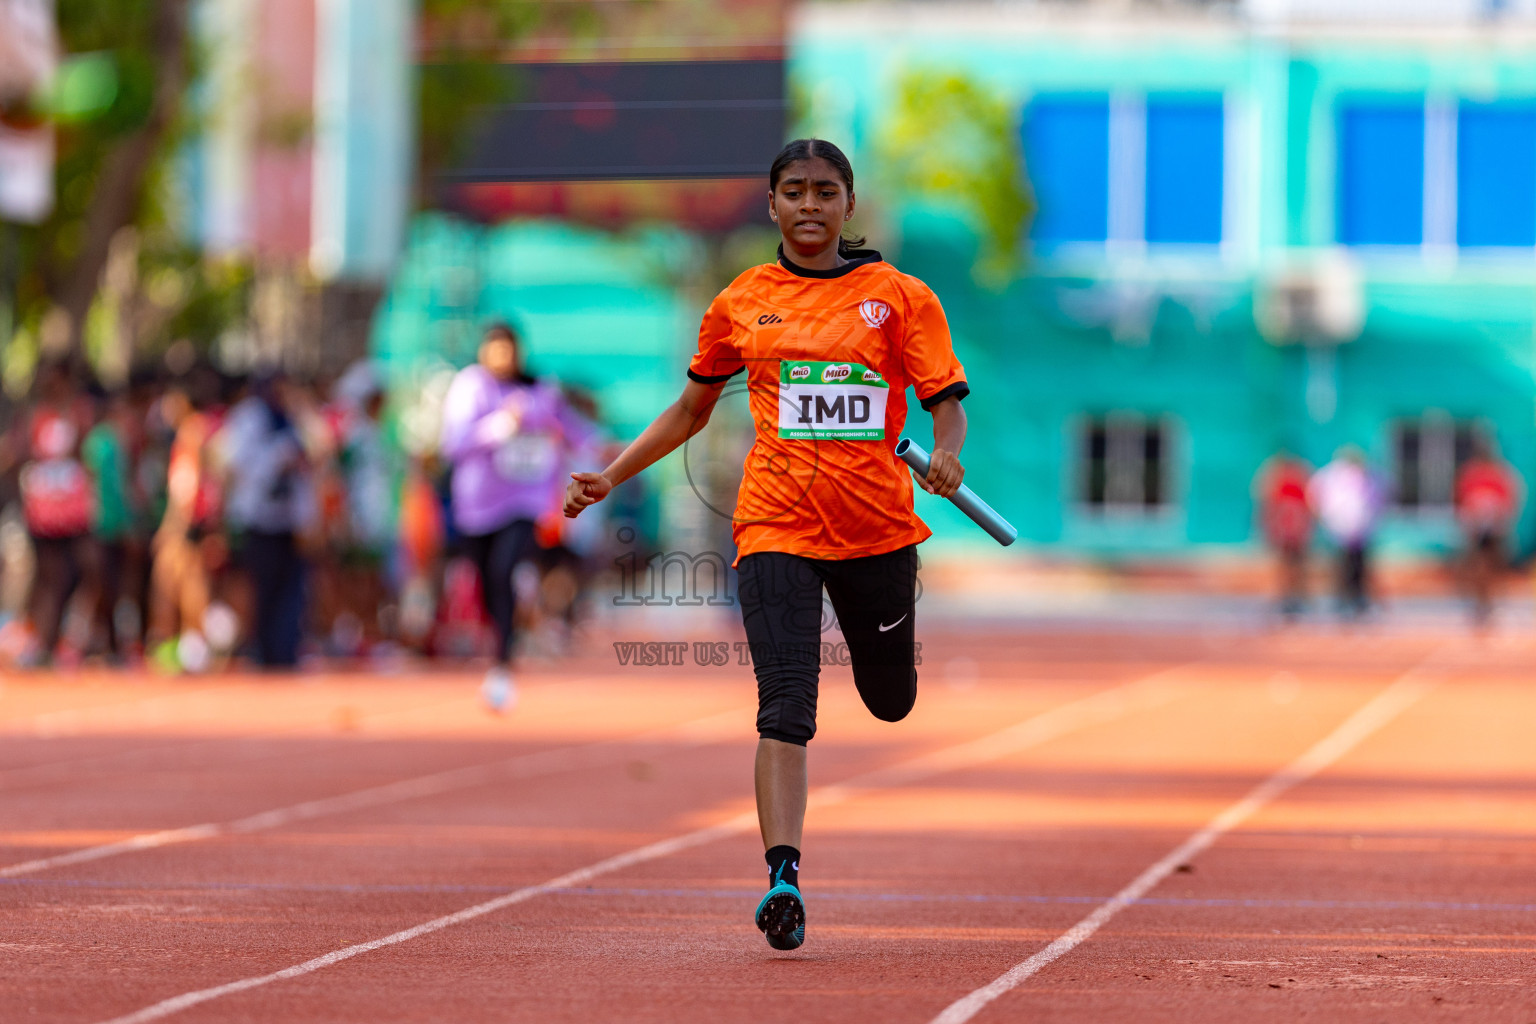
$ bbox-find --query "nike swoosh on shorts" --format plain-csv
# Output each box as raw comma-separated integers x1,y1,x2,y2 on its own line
878,614,908,632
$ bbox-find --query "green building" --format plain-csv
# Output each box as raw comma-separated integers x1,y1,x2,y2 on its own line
376,3,1536,561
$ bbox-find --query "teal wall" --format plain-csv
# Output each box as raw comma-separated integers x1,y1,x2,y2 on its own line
790,19,1536,559
373,18,1536,560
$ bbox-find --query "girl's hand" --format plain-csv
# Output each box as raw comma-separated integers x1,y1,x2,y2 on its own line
917,447,964,498
487,405,522,442
564,471,613,517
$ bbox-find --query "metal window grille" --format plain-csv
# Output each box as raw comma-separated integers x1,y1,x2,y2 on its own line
1082,414,1170,511
1392,414,1483,509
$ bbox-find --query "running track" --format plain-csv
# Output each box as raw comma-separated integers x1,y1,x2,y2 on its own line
2,628,1534,1022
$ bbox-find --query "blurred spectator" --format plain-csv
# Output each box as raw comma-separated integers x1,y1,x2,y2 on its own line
81,386,138,661
1454,437,1523,625
396,452,446,653
1255,451,1313,619
440,322,595,711
303,374,348,653
333,360,397,655
222,371,314,668
1308,446,1384,619
12,359,96,666
115,368,168,657
146,376,221,672
533,384,610,643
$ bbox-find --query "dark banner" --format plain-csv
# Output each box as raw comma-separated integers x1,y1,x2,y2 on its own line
447,60,785,182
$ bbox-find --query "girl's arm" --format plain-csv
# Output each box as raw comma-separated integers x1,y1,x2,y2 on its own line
564,378,726,517
916,395,966,498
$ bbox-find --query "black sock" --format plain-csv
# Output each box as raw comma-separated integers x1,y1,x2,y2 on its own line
765,845,800,889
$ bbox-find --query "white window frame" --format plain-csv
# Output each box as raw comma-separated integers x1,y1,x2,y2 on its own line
1337,94,1536,263
1036,90,1233,264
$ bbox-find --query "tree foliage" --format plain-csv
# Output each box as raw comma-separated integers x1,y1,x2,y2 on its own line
417,0,605,197
2,0,602,383
8,0,200,376
876,69,1033,285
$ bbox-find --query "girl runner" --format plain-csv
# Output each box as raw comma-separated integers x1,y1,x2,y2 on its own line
563,138,969,951
442,322,595,711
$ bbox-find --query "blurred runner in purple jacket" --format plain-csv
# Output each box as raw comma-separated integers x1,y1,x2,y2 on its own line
440,322,595,711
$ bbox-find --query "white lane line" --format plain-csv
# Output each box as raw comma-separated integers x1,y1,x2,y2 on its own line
95,667,1194,1024
0,706,747,879
928,669,1438,1024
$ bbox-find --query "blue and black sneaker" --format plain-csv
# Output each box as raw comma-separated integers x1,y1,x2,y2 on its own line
755,879,805,951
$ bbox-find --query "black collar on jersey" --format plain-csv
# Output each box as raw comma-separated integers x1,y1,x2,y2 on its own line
777,244,884,279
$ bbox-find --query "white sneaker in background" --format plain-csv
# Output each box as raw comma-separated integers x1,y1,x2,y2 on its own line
481,666,517,714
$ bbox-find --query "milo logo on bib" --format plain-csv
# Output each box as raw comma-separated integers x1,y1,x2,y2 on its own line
778,359,889,440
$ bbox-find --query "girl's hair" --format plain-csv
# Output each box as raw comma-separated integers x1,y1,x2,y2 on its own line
768,138,866,256
482,320,520,344
481,319,537,384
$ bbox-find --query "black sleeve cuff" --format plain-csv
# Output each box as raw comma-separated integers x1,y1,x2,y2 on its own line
687,366,745,385
919,380,970,410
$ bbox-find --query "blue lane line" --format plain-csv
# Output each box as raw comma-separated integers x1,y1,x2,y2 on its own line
4,876,1535,914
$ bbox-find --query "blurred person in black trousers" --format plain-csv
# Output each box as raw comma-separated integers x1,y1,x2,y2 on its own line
81,385,138,661
222,371,314,668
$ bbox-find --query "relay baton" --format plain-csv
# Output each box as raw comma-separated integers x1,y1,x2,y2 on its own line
895,438,1018,547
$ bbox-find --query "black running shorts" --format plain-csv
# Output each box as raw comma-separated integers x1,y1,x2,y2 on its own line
737,545,919,746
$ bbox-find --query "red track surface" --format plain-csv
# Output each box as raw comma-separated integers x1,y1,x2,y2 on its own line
3,629,1535,1022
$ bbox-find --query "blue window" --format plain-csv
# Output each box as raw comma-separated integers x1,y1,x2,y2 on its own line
1025,95,1110,243
1458,103,1536,247
1337,103,1425,246
1144,96,1224,244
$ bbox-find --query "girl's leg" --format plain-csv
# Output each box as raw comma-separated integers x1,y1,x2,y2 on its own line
465,521,534,714
738,550,822,949
822,545,919,723
738,550,824,847
754,738,807,850
481,519,535,665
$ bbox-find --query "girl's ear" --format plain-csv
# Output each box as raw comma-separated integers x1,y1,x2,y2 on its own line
768,192,778,221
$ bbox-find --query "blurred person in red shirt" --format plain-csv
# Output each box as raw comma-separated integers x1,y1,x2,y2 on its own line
1255,451,1313,619
1454,437,1523,625
146,374,223,672
2,359,98,666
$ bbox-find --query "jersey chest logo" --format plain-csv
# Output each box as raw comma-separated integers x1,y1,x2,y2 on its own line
859,299,891,329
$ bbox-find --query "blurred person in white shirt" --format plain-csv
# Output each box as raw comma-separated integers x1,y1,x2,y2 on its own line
1307,446,1384,619
221,371,315,667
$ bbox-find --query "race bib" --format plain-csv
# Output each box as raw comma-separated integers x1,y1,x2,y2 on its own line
778,360,888,440
494,432,558,481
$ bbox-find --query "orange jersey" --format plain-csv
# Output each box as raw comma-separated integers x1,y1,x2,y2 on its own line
689,248,968,562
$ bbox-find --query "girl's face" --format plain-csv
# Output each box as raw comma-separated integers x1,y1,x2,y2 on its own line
479,335,520,382
769,157,855,255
